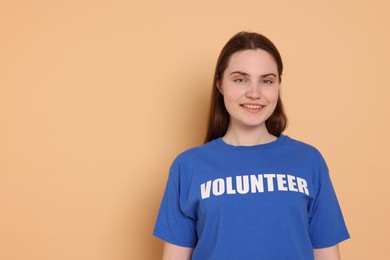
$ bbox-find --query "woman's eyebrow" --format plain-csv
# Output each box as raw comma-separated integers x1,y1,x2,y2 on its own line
229,71,277,78
229,71,250,76
260,73,277,78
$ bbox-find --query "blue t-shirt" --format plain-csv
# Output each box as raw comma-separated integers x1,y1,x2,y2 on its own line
153,135,350,259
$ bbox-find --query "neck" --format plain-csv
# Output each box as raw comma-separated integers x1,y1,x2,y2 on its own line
222,124,277,146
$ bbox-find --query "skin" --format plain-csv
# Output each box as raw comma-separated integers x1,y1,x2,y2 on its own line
162,242,193,260
314,245,341,260
161,49,342,260
218,49,280,146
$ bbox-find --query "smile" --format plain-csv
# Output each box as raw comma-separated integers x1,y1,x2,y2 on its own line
241,104,263,110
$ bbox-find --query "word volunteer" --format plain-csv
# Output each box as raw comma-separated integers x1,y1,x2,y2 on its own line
200,174,310,199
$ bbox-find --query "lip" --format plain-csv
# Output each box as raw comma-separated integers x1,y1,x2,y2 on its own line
240,103,264,112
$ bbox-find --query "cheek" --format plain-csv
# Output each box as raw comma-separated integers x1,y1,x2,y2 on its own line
223,87,242,104
223,95,236,112
263,88,279,102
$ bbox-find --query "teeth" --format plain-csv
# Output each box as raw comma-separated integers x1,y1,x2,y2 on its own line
242,104,262,109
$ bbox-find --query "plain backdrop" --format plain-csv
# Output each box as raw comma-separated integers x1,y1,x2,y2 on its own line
1,0,389,259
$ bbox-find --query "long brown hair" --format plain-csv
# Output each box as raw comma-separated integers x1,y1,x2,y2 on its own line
204,31,288,143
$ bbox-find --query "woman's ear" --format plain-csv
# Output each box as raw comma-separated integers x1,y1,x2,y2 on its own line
216,80,223,95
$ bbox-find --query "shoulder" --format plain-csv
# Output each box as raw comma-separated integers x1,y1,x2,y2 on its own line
170,140,219,170
283,135,329,178
281,135,324,159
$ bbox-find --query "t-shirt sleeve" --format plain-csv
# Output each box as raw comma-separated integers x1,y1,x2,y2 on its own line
153,160,197,248
308,153,350,248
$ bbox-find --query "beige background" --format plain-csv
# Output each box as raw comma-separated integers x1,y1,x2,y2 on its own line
1,0,389,259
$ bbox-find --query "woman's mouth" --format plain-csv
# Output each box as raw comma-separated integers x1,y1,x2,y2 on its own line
240,103,264,112
241,104,263,109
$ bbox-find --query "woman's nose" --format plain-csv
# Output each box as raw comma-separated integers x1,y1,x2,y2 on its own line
245,84,262,99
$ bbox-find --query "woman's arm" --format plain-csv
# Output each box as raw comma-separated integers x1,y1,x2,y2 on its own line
314,244,341,260
162,242,194,260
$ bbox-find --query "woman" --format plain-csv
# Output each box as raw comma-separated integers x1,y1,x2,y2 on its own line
153,32,350,260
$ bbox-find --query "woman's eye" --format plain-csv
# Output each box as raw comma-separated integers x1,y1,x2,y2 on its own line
234,78,246,84
262,79,273,85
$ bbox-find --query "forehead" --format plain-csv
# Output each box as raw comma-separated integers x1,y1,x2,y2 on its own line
225,49,278,75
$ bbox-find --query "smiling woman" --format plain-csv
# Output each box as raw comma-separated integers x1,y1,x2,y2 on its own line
153,32,350,260
217,49,280,145
206,32,287,143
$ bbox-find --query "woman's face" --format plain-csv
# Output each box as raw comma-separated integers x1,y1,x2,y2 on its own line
219,49,280,132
